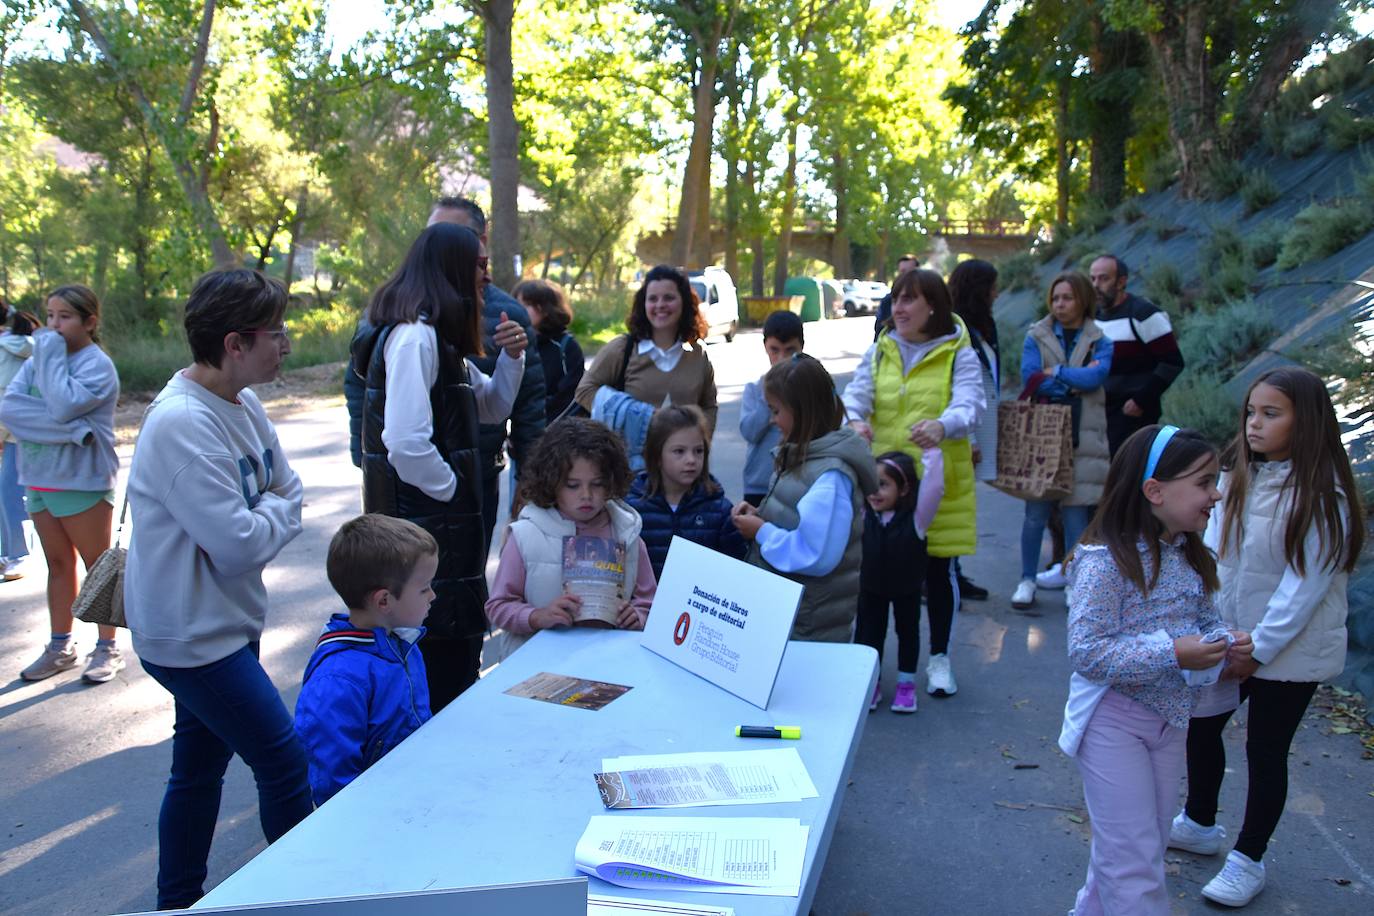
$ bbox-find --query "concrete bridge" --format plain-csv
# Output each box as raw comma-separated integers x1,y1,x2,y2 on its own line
635,219,1034,274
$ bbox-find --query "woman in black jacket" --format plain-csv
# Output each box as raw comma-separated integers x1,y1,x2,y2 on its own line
349,222,528,710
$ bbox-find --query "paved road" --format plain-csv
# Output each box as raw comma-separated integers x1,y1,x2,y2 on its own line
1,317,1370,915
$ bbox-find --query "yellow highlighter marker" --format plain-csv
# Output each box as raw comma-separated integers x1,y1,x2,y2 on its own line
735,725,801,739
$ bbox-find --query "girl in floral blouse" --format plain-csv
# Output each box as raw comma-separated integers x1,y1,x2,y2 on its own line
1059,425,1253,916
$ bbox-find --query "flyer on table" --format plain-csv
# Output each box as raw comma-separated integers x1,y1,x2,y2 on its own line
641,537,801,708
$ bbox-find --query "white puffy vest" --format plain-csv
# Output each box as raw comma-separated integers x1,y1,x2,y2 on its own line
1215,463,1349,682
488,499,643,663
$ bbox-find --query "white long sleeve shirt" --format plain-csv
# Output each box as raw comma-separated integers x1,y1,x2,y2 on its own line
756,470,854,575
381,321,525,502
841,332,986,439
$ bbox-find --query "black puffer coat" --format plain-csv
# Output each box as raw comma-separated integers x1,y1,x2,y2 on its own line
352,320,488,639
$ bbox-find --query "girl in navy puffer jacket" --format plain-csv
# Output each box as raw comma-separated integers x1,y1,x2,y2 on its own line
628,405,746,580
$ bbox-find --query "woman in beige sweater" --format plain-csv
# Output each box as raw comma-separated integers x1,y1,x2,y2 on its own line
575,265,718,455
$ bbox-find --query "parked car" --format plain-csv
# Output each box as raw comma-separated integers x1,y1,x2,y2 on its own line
688,266,740,342
842,280,877,316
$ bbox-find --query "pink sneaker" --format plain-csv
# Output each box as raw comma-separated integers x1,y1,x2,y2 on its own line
869,680,881,712
891,681,917,713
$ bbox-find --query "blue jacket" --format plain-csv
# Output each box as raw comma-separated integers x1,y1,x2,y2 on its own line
294,614,432,806
739,377,780,497
627,472,747,580
592,388,655,473
1020,323,1113,399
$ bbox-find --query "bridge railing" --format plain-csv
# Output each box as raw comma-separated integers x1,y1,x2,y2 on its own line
934,219,1032,237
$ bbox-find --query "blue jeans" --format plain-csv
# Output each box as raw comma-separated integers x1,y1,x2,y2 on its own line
141,643,313,909
0,442,28,560
1021,501,1091,579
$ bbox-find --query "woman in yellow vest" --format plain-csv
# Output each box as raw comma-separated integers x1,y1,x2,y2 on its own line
842,268,985,699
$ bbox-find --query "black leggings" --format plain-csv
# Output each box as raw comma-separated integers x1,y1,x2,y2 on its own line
854,556,956,672
1184,677,1319,861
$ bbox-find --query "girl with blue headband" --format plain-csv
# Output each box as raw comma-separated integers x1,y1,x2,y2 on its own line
1058,424,1254,915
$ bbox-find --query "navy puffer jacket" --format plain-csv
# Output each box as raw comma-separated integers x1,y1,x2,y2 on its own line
627,472,748,581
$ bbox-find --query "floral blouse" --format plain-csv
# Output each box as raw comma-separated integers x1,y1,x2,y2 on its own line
1067,539,1225,728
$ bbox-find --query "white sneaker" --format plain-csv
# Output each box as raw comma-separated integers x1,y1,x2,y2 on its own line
1169,811,1227,855
1036,562,1067,589
1202,850,1266,907
1,556,26,581
925,653,956,697
1011,579,1036,609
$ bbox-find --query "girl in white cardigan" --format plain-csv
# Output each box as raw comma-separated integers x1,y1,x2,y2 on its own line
1171,366,1366,908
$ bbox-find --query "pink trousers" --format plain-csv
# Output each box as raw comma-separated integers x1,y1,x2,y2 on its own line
1072,689,1186,916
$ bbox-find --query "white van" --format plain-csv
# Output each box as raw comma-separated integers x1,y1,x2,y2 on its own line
688,266,740,342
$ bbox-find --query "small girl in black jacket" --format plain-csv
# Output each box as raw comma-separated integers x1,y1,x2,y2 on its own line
627,405,746,580
513,278,584,423
856,449,944,714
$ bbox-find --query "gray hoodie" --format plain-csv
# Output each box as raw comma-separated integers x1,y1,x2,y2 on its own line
0,330,118,491
124,371,302,668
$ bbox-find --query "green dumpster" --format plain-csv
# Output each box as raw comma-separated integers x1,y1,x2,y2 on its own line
783,277,825,322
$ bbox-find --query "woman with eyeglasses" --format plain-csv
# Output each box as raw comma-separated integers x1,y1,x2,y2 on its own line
350,221,526,710
122,268,313,909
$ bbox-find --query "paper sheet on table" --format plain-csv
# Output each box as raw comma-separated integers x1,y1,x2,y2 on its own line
575,815,808,897
587,894,735,915
596,749,818,808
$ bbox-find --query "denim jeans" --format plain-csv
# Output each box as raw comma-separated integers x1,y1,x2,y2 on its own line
1021,501,1091,579
0,442,28,560
141,643,313,909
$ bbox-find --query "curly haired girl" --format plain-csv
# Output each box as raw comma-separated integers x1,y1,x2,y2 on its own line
485,418,657,659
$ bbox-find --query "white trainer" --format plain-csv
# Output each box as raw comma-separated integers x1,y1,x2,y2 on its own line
1036,562,1068,589
1011,579,1036,609
1168,811,1227,855
925,653,957,697
1202,850,1266,907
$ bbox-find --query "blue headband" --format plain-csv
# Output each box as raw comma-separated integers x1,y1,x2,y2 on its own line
1143,425,1180,483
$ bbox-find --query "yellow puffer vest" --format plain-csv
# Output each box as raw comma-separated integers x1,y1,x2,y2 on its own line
869,321,977,557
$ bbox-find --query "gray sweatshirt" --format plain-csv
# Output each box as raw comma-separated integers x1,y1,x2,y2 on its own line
124,371,303,668
0,330,119,491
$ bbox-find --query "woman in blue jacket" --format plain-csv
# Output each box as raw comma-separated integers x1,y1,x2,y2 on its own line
1012,271,1113,610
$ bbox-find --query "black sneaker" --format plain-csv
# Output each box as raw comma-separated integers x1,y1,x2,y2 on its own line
957,575,988,601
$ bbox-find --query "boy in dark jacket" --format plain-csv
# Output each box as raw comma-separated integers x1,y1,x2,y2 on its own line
295,514,438,806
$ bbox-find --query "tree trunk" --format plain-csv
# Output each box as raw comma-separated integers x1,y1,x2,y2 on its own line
672,52,718,268
1144,1,1221,199
1230,0,1342,149
483,0,521,288
830,148,851,278
283,184,309,290
1055,69,1071,228
772,119,800,297
1086,19,1144,208
723,59,741,284
876,226,889,282
692,163,712,269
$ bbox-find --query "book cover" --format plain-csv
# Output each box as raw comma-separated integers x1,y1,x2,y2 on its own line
562,535,625,627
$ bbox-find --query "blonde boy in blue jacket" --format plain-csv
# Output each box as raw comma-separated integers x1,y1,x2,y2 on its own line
295,514,438,806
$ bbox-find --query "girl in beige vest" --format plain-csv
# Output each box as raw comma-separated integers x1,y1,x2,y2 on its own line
1171,367,1366,908
732,354,878,643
